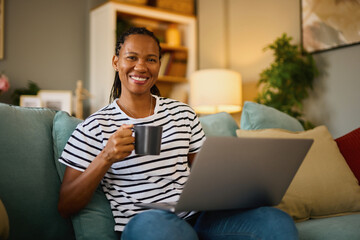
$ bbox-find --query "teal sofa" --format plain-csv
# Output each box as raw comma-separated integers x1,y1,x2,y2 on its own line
1,102,360,240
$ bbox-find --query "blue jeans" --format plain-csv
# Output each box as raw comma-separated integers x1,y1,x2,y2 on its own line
121,207,298,240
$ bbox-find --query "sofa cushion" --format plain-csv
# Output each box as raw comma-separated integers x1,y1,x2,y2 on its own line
240,101,304,131
53,111,83,181
53,111,117,240
335,127,360,183
236,126,360,221
296,213,360,240
0,104,74,239
199,112,239,136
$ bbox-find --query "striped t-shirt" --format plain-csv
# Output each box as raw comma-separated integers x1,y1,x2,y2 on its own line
59,95,206,232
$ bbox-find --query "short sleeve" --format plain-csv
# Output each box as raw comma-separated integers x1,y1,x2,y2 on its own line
59,121,104,172
189,111,206,154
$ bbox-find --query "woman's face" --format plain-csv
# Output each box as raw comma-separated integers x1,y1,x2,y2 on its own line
113,34,160,97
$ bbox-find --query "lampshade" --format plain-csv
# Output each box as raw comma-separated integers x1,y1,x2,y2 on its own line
190,69,242,114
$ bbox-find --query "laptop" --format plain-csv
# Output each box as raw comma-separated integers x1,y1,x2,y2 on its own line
136,136,313,212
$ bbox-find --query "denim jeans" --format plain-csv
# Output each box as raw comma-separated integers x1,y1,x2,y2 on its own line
121,207,298,240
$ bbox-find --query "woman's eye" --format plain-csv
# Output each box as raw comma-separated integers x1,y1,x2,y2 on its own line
148,58,157,62
127,56,136,60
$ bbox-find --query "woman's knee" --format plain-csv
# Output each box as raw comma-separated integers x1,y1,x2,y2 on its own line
254,207,298,239
122,210,198,240
195,207,298,240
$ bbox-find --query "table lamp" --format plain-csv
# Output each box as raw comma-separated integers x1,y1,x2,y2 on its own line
190,69,242,114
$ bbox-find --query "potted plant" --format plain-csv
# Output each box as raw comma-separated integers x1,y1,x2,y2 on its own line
11,81,40,106
256,33,318,129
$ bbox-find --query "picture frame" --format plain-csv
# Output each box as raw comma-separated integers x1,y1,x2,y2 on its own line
301,0,360,53
0,0,4,59
20,95,42,108
37,90,73,114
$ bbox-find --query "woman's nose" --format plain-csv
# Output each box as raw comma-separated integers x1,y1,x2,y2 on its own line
134,59,146,71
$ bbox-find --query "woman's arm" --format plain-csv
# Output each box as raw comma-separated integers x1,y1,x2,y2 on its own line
58,124,134,218
188,153,197,167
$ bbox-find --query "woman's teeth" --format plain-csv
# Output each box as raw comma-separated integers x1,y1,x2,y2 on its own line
131,76,147,82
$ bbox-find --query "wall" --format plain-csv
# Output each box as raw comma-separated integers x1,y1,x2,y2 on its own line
0,0,93,114
1,0,358,137
197,0,360,138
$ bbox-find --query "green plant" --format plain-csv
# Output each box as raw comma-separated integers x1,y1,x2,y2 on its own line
12,81,40,105
256,33,318,129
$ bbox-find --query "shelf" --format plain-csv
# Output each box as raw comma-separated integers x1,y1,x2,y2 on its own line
158,76,188,83
90,1,196,112
160,43,188,51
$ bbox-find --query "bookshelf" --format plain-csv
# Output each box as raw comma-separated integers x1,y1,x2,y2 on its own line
89,1,197,113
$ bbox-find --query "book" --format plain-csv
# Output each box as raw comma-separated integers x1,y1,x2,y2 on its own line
166,51,187,77
159,52,171,76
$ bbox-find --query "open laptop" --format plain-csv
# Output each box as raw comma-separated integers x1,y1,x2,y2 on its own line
136,136,313,212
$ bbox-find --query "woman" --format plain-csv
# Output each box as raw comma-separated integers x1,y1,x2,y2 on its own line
58,27,298,240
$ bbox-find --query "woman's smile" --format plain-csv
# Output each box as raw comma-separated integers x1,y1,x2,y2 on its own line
129,74,149,84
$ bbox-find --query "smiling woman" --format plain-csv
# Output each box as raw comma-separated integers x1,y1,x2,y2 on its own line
58,27,298,240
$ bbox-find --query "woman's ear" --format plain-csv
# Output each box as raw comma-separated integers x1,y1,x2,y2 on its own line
112,55,119,71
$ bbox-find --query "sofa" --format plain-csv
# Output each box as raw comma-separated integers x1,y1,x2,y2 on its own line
1,101,360,240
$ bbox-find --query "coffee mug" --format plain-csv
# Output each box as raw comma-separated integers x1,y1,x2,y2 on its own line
133,125,163,155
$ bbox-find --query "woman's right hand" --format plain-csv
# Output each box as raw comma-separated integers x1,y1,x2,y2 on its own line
101,124,135,164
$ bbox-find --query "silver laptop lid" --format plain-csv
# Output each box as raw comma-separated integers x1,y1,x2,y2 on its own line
175,136,313,212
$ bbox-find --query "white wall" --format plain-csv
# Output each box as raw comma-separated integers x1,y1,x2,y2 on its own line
198,0,360,138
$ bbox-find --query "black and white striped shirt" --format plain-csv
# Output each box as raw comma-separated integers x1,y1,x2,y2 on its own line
59,96,206,231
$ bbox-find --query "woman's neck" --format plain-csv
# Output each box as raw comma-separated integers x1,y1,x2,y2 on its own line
117,94,154,118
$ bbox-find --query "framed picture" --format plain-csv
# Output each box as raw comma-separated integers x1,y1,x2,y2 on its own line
38,90,73,114
0,0,4,59
20,95,42,108
301,0,360,53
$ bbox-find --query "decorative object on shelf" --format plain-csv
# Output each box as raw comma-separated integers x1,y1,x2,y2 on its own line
19,95,42,108
37,90,73,115
12,80,40,106
75,80,91,119
0,73,9,95
165,24,181,46
301,0,360,53
256,33,318,129
190,69,242,114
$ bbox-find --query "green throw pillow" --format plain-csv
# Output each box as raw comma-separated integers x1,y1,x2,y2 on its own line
199,112,239,137
240,101,304,131
52,111,117,240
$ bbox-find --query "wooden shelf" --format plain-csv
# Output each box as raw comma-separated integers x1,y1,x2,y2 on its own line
158,76,188,83
90,1,196,112
160,43,188,51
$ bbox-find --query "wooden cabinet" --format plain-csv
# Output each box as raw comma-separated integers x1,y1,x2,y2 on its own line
89,1,197,113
